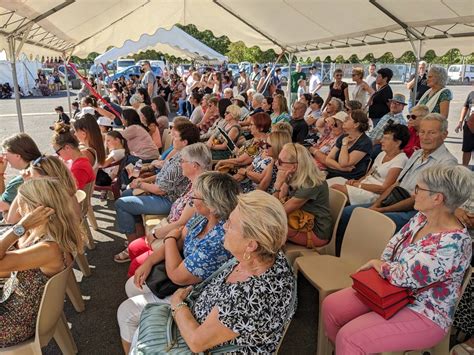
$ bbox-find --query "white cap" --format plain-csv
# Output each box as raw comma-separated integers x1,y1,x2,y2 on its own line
97,116,114,127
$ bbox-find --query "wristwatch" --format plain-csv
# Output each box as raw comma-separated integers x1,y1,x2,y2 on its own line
13,224,26,237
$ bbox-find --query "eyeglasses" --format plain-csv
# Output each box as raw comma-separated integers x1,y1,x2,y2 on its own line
262,142,272,149
414,184,442,195
54,146,64,155
406,114,418,120
180,158,200,166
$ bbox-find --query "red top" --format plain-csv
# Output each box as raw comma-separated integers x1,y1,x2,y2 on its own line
403,126,420,158
71,157,95,190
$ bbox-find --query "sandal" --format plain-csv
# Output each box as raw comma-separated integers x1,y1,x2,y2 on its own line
114,249,130,263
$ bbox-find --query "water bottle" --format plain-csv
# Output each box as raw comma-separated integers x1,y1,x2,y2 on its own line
132,159,142,178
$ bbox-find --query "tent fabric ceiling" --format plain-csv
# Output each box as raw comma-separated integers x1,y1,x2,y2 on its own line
0,0,472,60
93,26,227,65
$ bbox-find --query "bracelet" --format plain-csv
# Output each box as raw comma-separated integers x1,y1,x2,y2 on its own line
163,236,177,243
171,302,188,317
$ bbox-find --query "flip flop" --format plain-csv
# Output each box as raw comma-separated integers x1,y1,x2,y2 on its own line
114,249,130,263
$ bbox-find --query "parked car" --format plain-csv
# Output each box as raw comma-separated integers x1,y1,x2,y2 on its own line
116,58,136,73
105,65,163,84
88,64,107,77
448,64,474,83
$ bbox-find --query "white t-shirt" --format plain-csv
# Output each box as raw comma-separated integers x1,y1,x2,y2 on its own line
362,151,408,186
366,74,376,88
190,105,204,125
297,86,305,100
308,74,321,93
109,148,126,162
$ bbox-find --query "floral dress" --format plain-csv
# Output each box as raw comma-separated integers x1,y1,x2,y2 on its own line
166,183,192,223
239,154,273,193
380,212,472,331
0,236,67,347
191,251,296,354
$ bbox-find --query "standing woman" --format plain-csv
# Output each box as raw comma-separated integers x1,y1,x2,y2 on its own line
0,134,41,218
368,68,393,128
351,67,374,108
0,178,82,348
212,72,223,97
417,67,452,118
140,105,163,150
273,143,332,248
73,114,106,170
237,69,250,94
120,109,160,162
323,69,349,111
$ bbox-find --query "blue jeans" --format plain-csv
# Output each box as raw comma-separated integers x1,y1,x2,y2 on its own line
335,204,417,256
115,189,172,234
186,100,193,117
177,98,187,115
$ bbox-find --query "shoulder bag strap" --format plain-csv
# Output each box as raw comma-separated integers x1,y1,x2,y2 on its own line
397,155,420,183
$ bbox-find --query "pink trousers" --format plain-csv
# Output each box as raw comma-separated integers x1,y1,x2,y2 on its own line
127,237,152,277
322,288,446,355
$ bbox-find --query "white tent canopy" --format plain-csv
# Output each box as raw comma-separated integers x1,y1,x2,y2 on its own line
94,26,227,65
0,0,472,60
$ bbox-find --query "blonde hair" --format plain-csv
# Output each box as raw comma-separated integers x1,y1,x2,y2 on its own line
352,67,364,77
226,104,241,120
271,121,293,135
31,155,77,197
283,143,326,189
273,94,289,114
237,190,287,262
411,104,429,118
269,131,291,159
17,178,82,255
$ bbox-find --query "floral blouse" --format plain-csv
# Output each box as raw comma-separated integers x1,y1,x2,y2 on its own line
167,183,192,223
183,215,232,280
380,212,471,331
240,154,272,193
192,251,296,354
155,152,189,203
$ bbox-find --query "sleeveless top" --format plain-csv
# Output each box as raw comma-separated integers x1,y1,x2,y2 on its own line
0,235,68,348
352,82,368,107
329,81,348,102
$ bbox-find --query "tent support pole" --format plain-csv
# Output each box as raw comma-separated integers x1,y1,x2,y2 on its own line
286,53,293,108
408,37,422,108
63,52,73,119
8,37,24,133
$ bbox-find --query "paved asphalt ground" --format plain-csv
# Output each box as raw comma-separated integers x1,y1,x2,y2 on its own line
0,84,472,354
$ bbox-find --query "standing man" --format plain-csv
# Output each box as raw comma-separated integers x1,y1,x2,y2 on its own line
291,63,306,105
140,61,157,99
455,90,474,167
406,61,429,110
366,63,377,90
250,64,261,90
184,66,196,117
308,66,322,95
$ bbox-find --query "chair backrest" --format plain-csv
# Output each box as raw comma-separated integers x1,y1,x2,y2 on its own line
36,265,72,347
321,188,348,256
81,182,94,216
75,190,86,204
341,207,396,267
162,128,173,152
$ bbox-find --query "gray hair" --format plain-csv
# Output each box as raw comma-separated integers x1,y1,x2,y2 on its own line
330,97,344,112
253,93,264,104
419,61,427,67
421,113,448,132
194,172,240,220
246,88,256,96
429,67,448,87
420,165,474,212
411,104,429,118
223,87,233,95
129,93,143,105
181,143,212,171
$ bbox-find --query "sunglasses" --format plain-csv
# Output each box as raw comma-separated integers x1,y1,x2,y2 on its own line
406,114,418,120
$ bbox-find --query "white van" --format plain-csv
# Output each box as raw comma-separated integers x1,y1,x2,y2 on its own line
116,58,136,73
448,64,474,83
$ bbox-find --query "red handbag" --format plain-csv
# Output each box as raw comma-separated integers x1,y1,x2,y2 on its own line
351,234,440,319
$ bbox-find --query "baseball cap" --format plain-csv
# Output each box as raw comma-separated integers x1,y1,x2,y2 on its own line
97,116,114,127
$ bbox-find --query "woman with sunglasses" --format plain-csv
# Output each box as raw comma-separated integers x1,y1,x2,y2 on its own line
322,165,472,354
404,104,430,158
51,124,95,190
0,133,41,220
237,131,292,193
206,104,241,161
117,172,240,354
322,69,349,112
124,143,211,274
273,143,332,247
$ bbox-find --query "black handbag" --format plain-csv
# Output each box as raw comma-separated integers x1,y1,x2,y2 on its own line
380,186,412,207
145,261,181,299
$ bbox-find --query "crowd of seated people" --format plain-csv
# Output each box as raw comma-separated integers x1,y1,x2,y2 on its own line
0,62,472,354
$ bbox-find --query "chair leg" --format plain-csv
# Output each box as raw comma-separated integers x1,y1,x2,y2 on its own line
87,205,98,230
75,251,91,277
317,290,331,355
54,312,78,354
82,219,96,250
66,270,85,313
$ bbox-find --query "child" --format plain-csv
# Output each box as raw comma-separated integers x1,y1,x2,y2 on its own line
55,106,70,125
71,101,81,120
96,131,128,199
297,78,306,100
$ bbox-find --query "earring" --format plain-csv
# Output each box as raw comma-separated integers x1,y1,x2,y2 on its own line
243,252,251,261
